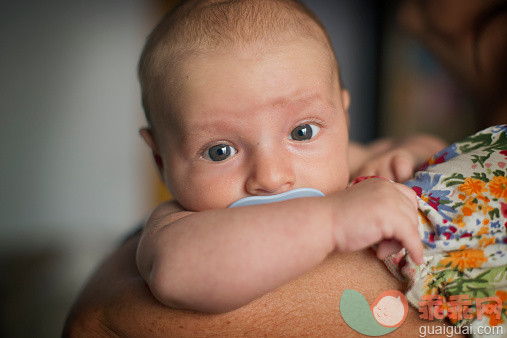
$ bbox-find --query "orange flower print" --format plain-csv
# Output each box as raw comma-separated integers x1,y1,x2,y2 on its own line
438,249,488,271
462,206,475,217
489,175,507,200
459,178,486,195
477,225,489,235
418,211,431,226
461,196,478,216
479,202,494,216
478,236,496,248
454,215,466,228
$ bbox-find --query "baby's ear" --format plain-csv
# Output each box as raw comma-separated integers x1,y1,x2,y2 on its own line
341,89,351,127
341,88,350,112
139,128,163,171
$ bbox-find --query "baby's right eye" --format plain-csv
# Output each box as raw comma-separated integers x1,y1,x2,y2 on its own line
203,144,237,162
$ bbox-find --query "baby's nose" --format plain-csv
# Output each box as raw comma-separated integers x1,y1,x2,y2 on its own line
245,148,295,196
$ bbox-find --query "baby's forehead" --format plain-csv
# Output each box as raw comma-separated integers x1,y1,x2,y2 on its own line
140,0,342,129
171,35,338,91
150,39,340,135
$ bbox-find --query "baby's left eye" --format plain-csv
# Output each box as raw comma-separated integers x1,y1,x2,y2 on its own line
289,124,320,141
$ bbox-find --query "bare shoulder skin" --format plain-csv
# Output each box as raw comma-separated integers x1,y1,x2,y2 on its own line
64,233,460,337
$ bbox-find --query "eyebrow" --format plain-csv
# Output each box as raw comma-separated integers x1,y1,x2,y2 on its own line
271,92,328,108
184,91,332,138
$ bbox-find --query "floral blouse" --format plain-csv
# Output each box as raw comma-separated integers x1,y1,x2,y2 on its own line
384,125,507,332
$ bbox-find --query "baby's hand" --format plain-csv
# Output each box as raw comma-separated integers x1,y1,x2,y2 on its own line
356,149,417,182
329,178,423,264
353,134,447,183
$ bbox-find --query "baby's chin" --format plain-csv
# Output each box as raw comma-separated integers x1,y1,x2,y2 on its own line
324,186,343,195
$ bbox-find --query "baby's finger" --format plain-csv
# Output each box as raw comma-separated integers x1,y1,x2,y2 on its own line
372,159,396,181
391,196,419,233
376,239,403,260
357,166,376,179
393,183,418,210
395,223,424,265
377,165,396,181
407,240,424,265
391,153,414,182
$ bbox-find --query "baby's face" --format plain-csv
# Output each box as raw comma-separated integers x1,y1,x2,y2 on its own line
151,39,350,211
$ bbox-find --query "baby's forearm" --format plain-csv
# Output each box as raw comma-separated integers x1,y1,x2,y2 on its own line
137,197,334,313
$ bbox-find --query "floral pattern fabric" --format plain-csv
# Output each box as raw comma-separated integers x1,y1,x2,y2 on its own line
384,125,507,335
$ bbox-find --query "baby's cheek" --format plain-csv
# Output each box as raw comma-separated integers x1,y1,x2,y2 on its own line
320,166,349,194
178,181,239,211
165,163,238,210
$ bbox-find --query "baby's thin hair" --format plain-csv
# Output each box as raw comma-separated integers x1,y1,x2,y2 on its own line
138,0,339,128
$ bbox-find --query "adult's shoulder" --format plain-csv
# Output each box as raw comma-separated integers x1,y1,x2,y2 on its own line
64,239,459,337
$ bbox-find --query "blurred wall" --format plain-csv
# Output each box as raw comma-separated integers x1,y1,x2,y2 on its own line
301,0,381,143
0,1,156,336
1,0,154,247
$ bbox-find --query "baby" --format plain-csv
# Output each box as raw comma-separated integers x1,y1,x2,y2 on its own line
135,0,444,314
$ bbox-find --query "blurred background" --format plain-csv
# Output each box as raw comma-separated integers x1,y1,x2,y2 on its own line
0,0,491,336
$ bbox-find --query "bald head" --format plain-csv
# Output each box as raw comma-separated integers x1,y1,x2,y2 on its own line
139,0,340,129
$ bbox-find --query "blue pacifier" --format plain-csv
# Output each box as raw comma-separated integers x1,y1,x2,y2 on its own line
228,187,325,208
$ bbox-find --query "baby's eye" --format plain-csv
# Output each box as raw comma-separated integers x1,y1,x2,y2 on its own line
203,144,237,162
289,124,320,141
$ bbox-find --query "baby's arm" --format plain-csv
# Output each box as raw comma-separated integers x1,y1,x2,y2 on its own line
350,134,447,182
137,179,422,313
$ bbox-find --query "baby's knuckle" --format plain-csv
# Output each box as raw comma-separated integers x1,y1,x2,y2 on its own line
377,221,393,238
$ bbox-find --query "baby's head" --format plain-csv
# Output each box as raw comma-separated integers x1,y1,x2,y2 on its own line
139,0,351,211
